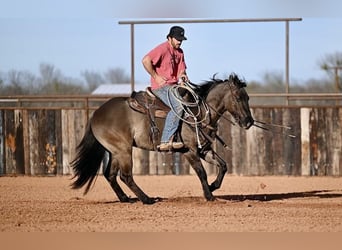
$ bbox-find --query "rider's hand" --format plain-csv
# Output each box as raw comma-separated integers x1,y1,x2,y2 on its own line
179,74,189,84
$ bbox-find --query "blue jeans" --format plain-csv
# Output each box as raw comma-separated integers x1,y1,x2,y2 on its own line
152,85,183,143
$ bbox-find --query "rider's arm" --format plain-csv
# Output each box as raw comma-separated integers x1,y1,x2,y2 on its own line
142,55,157,79
142,55,167,85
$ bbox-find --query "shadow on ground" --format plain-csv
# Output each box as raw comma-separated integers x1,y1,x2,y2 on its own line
216,189,342,202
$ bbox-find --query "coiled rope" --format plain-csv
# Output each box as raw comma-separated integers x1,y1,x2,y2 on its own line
166,82,209,148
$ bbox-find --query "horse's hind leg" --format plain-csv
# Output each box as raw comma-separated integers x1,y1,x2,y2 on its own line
118,153,156,205
120,170,156,205
103,153,130,202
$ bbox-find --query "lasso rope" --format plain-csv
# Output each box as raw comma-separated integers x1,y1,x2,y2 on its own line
166,82,209,148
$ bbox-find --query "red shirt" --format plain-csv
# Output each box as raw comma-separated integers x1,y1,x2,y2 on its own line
145,41,187,90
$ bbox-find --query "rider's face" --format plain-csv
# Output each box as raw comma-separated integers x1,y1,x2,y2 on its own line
169,37,182,49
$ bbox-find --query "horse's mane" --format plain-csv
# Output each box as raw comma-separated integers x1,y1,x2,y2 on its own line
191,73,247,98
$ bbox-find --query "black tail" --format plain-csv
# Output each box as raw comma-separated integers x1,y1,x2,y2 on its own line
70,123,106,194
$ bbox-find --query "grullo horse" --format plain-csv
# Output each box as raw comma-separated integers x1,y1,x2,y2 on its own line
71,73,254,204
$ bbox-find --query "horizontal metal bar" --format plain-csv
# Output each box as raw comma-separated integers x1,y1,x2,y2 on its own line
118,18,302,25
0,93,340,103
249,93,342,97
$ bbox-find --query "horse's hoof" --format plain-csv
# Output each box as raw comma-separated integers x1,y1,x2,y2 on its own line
142,197,163,204
119,196,131,203
206,195,216,201
120,197,139,203
142,198,156,205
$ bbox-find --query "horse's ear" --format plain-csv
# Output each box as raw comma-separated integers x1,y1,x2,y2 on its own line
229,74,234,82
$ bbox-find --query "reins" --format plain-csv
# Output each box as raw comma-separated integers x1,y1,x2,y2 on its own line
166,78,296,151
253,120,296,138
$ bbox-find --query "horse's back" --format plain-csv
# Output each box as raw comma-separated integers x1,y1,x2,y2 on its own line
90,96,150,151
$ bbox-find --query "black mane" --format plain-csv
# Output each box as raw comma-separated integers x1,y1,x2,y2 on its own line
191,73,247,98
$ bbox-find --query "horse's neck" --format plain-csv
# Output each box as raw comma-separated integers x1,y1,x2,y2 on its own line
204,92,225,126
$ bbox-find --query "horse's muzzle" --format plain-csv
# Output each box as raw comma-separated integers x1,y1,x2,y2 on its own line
242,116,254,129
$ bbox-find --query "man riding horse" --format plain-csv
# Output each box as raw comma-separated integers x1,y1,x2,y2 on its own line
142,26,188,151
70,26,255,204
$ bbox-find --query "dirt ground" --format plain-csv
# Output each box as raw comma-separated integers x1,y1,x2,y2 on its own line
0,175,341,232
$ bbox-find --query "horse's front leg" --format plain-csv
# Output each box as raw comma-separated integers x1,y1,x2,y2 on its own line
201,150,227,192
184,151,215,201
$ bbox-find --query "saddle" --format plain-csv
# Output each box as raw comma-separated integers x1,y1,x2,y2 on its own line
128,87,170,118
128,87,170,149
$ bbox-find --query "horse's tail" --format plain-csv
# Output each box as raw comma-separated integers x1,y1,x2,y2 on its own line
70,122,106,194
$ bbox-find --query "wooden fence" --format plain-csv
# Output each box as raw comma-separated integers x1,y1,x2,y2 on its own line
0,105,341,176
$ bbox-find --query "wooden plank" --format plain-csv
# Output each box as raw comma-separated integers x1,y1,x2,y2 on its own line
61,109,87,175
316,108,328,176
28,110,40,175
61,109,69,175
22,110,30,175
73,109,87,145
157,152,174,175
43,110,58,175
0,110,4,175
149,151,158,175
4,110,16,174
54,110,63,175
14,110,25,174
37,110,49,175
62,109,74,175
262,108,274,174
173,152,184,175
283,108,301,175
326,108,341,176
301,108,311,176
309,108,319,175
271,108,285,175
324,108,333,176
339,108,342,176
338,108,342,175
246,107,266,175
70,109,87,174
37,110,46,175
133,148,149,175
230,121,243,175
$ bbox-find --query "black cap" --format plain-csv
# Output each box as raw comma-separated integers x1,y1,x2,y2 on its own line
167,26,187,41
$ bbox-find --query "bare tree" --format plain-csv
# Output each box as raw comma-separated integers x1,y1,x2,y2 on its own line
0,71,5,88
81,70,105,91
104,67,130,83
319,51,342,92
39,63,62,85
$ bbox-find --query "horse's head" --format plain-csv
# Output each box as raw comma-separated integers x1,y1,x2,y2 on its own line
195,73,254,129
224,74,254,129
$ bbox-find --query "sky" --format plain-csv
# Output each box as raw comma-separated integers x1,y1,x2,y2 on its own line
1,0,342,86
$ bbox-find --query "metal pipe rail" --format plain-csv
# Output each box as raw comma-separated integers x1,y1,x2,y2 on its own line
0,92,341,109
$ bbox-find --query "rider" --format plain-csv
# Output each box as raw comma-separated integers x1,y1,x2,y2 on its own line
142,26,189,151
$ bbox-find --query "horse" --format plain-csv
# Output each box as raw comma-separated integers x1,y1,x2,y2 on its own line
70,73,254,204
